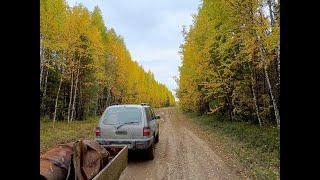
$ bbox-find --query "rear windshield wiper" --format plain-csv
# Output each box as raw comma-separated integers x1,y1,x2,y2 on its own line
116,121,139,129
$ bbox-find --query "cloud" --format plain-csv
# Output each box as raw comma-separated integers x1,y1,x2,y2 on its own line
131,47,180,62
66,0,200,95
139,58,180,93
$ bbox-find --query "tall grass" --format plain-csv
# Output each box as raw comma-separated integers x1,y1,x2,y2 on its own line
40,116,100,154
186,113,280,179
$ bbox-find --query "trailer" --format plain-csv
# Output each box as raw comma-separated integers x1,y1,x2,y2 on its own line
40,142,128,180
93,145,128,180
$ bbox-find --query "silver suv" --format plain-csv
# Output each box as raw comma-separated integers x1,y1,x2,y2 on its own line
95,104,160,159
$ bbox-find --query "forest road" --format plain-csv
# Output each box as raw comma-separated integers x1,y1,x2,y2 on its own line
118,107,242,180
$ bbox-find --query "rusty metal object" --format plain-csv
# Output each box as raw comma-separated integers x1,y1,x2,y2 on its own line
83,139,110,163
40,143,74,180
40,140,110,180
73,139,110,180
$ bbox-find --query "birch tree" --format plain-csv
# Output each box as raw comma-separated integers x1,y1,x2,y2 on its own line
177,0,280,126
40,0,176,122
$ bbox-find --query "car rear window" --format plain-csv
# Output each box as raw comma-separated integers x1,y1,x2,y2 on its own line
102,106,142,125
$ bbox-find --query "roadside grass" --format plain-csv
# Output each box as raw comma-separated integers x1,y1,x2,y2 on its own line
40,116,100,154
185,113,280,180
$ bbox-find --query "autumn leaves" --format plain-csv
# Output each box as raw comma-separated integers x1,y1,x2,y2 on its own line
40,0,175,121
177,0,280,126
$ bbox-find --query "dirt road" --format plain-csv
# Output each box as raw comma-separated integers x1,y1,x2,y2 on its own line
119,107,242,180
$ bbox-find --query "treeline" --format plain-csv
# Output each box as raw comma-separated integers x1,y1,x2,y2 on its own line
40,0,175,122
177,0,279,126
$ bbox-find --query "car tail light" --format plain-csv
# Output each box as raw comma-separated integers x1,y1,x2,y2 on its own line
95,127,101,137
143,127,150,136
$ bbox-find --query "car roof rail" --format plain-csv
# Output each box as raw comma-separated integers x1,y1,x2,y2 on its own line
111,102,120,105
140,103,149,106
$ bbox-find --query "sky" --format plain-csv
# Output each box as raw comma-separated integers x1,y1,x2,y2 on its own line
66,0,201,98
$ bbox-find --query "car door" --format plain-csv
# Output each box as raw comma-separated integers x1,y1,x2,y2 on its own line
145,107,156,138
150,108,158,136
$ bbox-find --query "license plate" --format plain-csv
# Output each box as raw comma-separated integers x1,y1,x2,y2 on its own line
115,131,127,135
111,142,132,148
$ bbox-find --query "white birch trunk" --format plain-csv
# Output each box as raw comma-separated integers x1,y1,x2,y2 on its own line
94,92,99,115
67,69,74,123
40,47,44,89
251,77,262,126
105,86,111,109
71,61,80,121
276,41,280,85
267,0,275,27
41,51,49,112
272,0,279,24
41,70,49,110
264,66,280,126
53,74,63,124
43,69,49,99
257,36,280,126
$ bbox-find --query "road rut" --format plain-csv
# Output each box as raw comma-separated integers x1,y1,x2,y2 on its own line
119,107,241,180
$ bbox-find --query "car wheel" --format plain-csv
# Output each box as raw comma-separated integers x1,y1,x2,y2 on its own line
155,133,159,143
146,143,155,160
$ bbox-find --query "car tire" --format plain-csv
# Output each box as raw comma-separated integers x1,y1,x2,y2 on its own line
155,133,159,143
146,143,155,160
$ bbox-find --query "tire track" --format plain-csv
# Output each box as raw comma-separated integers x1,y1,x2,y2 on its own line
119,107,241,180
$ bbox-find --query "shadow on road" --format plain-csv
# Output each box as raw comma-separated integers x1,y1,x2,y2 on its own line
127,150,151,163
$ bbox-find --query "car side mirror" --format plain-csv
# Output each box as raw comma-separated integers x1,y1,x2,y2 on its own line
155,115,160,119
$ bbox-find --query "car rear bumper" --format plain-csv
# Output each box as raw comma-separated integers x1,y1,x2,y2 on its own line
96,137,154,150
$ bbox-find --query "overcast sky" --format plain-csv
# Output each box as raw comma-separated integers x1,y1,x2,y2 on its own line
66,0,200,98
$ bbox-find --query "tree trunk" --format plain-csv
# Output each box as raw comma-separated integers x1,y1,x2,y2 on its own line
43,70,49,101
53,74,63,124
251,77,262,126
264,66,280,126
78,84,83,119
276,41,280,86
71,61,80,121
41,51,50,115
267,0,275,27
105,86,112,109
225,94,234,121
271,0,279,24
267,0,279,26
94,92,99,115
40,47,45,89
43,54,51,96
256,34,280,126
41,69,49,114
67,69,74,122
200,101,207,114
